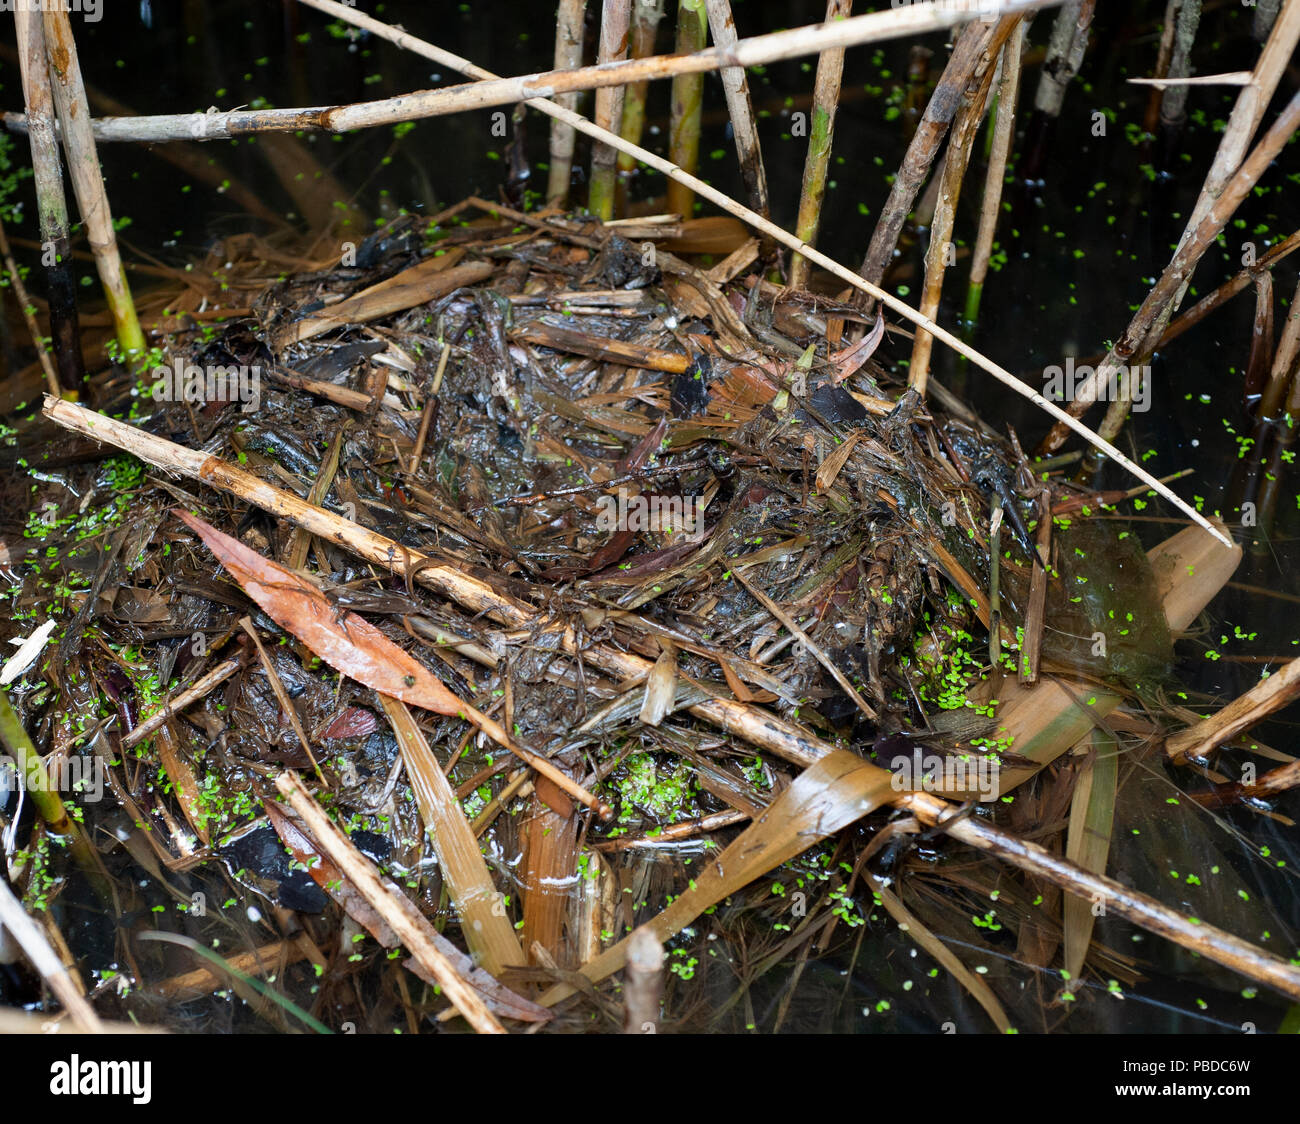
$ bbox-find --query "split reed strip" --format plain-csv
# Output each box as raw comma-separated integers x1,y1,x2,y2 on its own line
789,0,852,290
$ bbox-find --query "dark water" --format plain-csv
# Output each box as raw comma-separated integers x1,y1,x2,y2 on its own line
2,0,1297,1033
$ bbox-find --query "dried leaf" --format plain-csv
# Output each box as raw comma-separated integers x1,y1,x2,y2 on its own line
175,509,469,718
539,748,895,1006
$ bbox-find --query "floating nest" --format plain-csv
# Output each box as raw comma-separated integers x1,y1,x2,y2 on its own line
1,201,1291,1033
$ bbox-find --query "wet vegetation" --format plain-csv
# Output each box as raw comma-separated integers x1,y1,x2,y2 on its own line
0,0,1298,1036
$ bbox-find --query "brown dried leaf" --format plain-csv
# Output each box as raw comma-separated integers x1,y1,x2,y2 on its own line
174,510,467,718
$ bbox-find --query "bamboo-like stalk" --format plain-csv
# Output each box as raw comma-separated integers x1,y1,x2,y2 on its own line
666,0,706,219
788,0,851,290
547,0,587,206
1158,0,1202,131
12,6,83,396
10,0,1061,145
616,0,664,176
909,18,1013,394
0,687,76,836
856,19,993,310
1041,0,1300,453
41,7,144,362
589,0,631,220
1032,0,1092,118
964,18,1025,335
703,0,769,219
0,216,59,396
0,686,112,904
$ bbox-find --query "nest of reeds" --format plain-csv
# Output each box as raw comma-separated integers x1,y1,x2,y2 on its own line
1,199,1289,1034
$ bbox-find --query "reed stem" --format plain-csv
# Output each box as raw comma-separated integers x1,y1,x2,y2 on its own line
12,6,84,396
666,0,705,219
42,7,144,362
703,0,769,219
789,0,851,290
617,0,664,176
546,0,587,206
589,0,631,220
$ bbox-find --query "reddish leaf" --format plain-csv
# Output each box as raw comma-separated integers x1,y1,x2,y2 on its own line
175,510,468,718
322,706,380,740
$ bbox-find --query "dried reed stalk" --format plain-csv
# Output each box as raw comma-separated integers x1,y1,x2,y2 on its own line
589,0,631,220
909,18,1014,393
666,0,706,219
856,19,994,311
965,18,1025,331
547,0,587,205
42,7,144,360
703,0,769,218
12,5,83,395
1041,0,1300,452
1032,0,1093,118
789,0,852,290
27,0,1061,143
